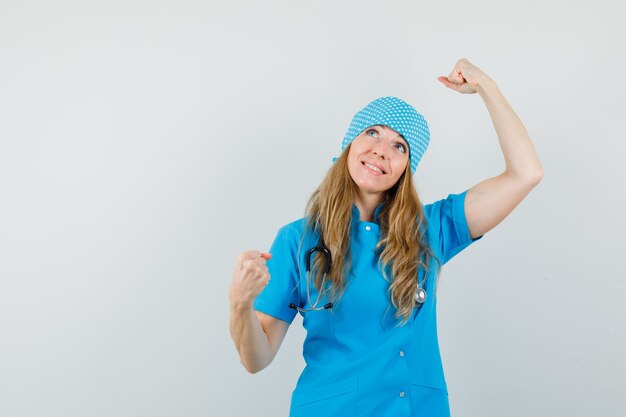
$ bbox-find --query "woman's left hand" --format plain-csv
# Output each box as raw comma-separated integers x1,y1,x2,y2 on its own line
437,58,490,94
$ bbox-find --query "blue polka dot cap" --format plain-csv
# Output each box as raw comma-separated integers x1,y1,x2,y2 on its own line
333,96,430,174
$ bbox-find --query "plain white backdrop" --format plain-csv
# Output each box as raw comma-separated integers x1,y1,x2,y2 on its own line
1,1,624,416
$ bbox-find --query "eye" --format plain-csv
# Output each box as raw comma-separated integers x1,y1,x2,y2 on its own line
395,142,407,153
366,128,379,138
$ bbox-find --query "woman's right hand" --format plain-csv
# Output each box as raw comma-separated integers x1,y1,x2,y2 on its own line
229,250,273,308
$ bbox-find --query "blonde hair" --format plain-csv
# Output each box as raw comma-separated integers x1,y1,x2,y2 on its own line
301,143,441,325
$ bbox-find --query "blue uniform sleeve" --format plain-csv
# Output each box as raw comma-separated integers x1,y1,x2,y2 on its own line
253,226,300,324
423,189,484,265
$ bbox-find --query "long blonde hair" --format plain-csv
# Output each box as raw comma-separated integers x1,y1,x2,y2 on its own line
302,143,442,325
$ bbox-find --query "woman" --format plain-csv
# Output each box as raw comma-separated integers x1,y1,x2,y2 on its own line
229,58,543,417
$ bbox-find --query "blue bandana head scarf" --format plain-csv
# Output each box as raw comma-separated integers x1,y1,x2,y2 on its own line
333,96,430,174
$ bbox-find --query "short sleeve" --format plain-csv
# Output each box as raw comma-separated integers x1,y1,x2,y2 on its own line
423,189,484,265
253,226,300,324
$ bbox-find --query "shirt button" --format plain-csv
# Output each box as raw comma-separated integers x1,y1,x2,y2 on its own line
399,350,405,357
399,391,405,398
365,225,371,231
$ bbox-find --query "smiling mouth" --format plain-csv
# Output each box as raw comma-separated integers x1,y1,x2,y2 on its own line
362,161,385,175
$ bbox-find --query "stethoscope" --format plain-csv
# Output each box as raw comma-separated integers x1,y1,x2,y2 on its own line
288,238,427,313
289,238,334,312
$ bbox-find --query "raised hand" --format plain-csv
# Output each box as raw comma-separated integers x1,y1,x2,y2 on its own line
437,57,490,94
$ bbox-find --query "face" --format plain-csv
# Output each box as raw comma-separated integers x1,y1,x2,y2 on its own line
347,125,410,197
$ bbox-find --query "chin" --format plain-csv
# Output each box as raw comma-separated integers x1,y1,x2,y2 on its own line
354,181,391,194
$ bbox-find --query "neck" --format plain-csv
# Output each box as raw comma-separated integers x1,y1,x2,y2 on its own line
354,192,385,222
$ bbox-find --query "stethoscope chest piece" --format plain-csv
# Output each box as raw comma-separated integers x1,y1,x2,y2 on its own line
415,287,427,304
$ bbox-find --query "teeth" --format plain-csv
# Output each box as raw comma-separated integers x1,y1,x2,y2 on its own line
365,162,383,174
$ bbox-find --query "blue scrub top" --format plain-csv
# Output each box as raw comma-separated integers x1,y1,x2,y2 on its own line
253,190,483,417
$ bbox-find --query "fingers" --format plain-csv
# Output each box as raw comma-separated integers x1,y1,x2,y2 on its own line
236,251,271,281
231,250,272,304
437,76,460,91
447,65,465,84
239,250,271,258
237,250,272,271
239,249,261,260
441,58,472,88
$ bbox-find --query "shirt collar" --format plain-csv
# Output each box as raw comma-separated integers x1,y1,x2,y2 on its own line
351,200,386,225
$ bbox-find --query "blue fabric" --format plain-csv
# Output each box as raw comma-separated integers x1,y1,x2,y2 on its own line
333,96,431,174
253,190,484,417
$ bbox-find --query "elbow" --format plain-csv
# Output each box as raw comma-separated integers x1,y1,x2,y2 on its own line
530,169,544,185
531,160,545,183
514,169,543,186
241,359,267,374
507,167,544,185
245,365,262,374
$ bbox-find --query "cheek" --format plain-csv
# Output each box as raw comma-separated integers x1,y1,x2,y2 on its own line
393,159,409,176
347,145,366,167
347,157,361,180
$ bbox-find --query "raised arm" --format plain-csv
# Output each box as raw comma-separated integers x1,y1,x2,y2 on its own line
438,58,544,239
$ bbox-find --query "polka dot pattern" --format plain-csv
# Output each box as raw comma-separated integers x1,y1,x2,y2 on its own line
339,96,430,174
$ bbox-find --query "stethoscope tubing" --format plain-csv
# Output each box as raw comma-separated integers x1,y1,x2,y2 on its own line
289,237,427,313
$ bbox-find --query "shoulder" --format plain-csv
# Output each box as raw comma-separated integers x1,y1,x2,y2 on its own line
272,216,314,249
277,216,308,236
422,190,468,223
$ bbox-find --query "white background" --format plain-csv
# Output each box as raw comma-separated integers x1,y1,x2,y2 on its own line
1,1,624,416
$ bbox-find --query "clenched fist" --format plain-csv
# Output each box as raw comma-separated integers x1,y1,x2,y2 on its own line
229,250,273,309
437,57,490,94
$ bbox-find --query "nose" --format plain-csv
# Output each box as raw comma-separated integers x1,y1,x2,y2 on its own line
371,138,387,158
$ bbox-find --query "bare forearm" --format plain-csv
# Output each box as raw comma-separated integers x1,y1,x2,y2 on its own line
478,76,543,180
229,302,273,373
